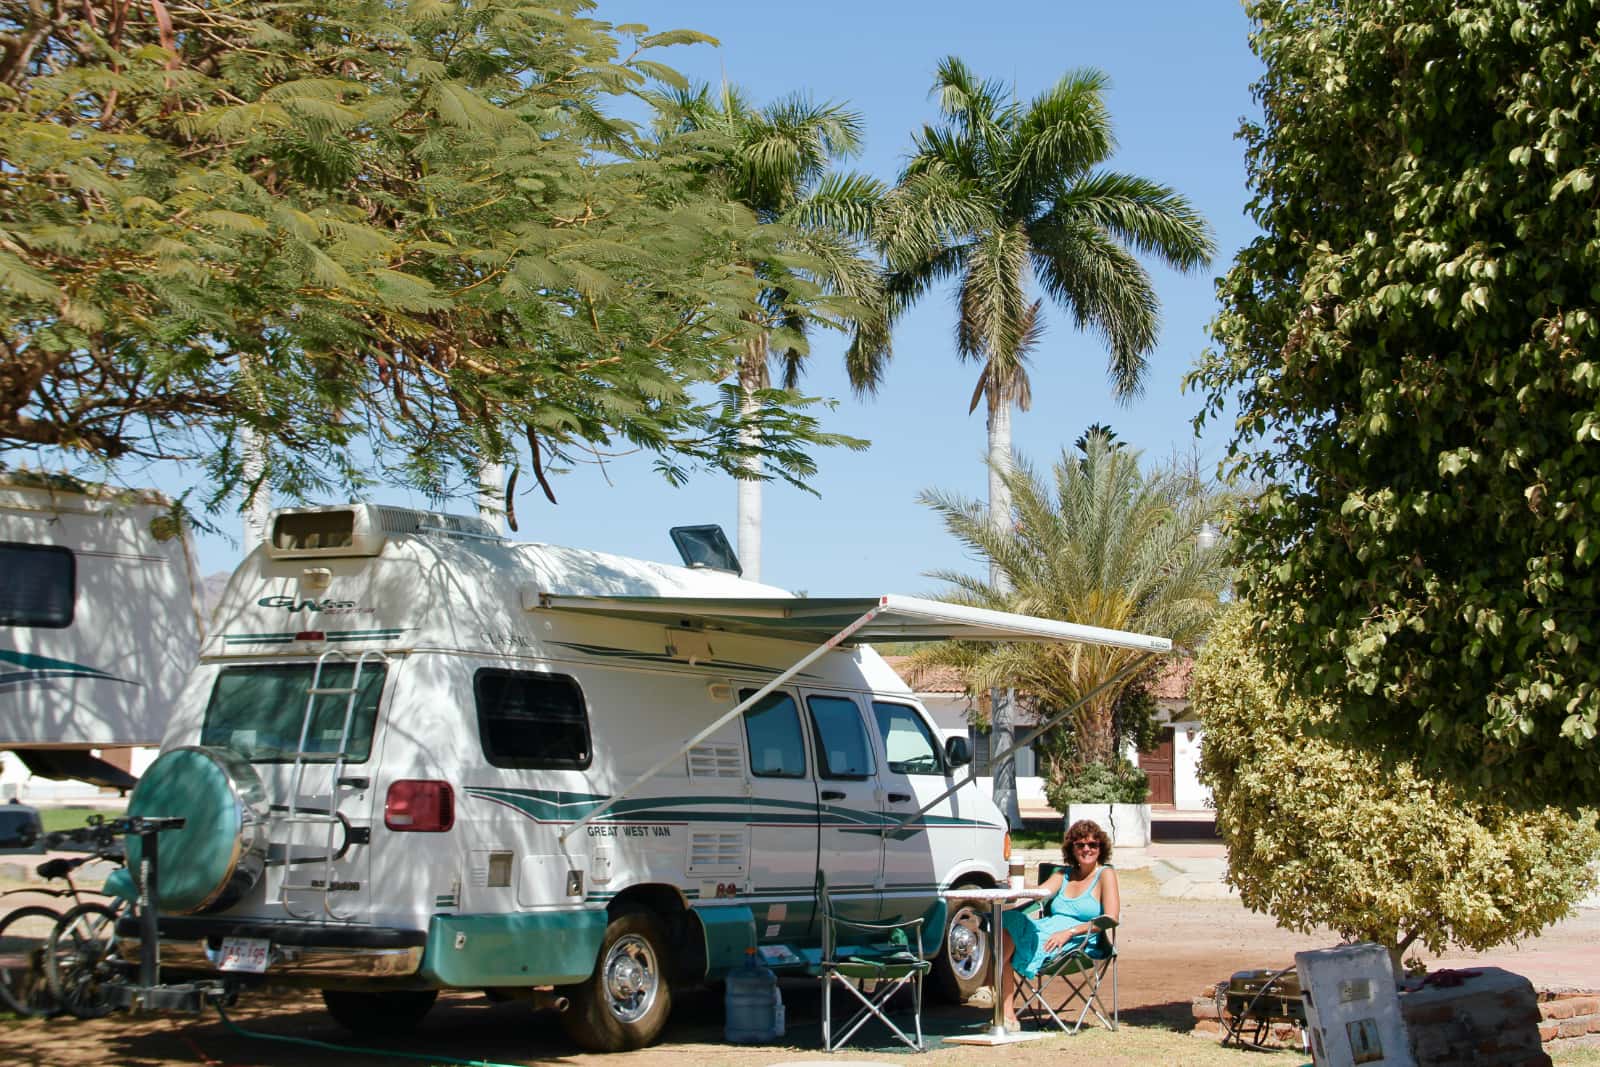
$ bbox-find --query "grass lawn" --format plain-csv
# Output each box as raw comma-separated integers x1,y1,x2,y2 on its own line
39,806,123,834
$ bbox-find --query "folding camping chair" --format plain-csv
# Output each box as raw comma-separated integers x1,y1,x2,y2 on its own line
811,871,932,1052
1012,861,1119,1034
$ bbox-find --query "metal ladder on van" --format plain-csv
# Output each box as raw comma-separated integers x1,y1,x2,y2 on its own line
275,648,386,920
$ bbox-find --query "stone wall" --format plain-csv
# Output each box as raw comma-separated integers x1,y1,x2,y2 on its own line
1538,993,1600,1043
1400,968,1550,1066
1191,969,1597,1063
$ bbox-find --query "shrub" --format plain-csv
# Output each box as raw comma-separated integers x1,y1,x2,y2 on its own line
1045,760,1149,807
1194,606,1600,973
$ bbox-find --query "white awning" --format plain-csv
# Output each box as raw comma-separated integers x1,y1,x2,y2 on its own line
533,592,1171,653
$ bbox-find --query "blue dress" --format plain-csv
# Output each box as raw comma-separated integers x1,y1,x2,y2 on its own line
1000,866,1110,979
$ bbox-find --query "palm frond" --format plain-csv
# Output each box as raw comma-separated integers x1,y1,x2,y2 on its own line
1041,169,1215,272
1005,68,1114,208
1030,219,1158,399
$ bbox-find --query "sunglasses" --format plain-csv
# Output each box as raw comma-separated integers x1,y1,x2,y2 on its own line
1071,840,1102,851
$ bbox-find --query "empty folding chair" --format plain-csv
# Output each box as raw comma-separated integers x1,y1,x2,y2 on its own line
811,871,932,1052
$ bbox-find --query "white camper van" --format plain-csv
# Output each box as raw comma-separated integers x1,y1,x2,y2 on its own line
127,503,1168,1051
0,474,204,793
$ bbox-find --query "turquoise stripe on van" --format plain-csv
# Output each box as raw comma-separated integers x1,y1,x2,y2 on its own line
221,628,407,646
421,911,606,986
465,786,1001,833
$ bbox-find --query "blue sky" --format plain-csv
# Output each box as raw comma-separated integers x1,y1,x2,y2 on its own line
187,0,1264,592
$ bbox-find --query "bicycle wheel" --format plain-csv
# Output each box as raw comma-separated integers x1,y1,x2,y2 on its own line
47,902,121,1019
0,905,62,1017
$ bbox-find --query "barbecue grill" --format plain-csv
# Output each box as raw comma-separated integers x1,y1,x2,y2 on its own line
1219,966,1305,1049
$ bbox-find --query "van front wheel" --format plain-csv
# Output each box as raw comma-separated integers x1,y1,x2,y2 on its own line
560,911,672,1051
930,884,990,1004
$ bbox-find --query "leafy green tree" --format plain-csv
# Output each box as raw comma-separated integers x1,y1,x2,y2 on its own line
878,57,1212,818
917,433,1230,779
1195,606,1600,976
0,0,861,514
648,83,886,579
1191,0,1600,806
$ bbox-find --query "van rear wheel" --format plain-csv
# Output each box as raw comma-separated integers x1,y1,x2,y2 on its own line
560,911,672,1051
321,989,438,1035
930,883,989,1004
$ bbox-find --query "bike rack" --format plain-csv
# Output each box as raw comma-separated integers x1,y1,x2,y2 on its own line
106,815,231,1014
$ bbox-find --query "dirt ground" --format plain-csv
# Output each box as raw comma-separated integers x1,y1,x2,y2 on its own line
0,869,1594,1067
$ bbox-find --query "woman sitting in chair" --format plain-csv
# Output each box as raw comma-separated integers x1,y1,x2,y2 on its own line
999,818,1121,1032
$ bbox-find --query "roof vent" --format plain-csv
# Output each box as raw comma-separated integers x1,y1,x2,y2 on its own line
265,503,498,559
668,525,742,576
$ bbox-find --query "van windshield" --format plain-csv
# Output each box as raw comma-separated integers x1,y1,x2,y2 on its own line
201,662,387,762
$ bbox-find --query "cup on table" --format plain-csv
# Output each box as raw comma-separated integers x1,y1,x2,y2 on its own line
1008,861,1026,891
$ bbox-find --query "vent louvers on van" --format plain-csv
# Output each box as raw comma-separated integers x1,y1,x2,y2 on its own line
687,831,746,874
686,744,741,779
372,506,497,540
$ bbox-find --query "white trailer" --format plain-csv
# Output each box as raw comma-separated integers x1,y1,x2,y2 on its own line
0,475,204,793
126,503,1168,1051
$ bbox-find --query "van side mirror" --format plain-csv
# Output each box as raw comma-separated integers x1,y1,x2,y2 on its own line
944,736,972,769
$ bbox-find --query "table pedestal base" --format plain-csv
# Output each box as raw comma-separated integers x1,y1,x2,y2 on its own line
945,1029,1051,1046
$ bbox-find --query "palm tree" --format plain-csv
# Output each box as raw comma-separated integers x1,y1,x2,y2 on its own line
918,433,1230,776
878,58,1213,820
651,84,890,581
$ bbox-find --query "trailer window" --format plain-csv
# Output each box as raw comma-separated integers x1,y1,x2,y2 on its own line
0,543,74,628
871,701,945,775
201,662,387,762
474,669,591,769
740,689,806,778
806,695,875,780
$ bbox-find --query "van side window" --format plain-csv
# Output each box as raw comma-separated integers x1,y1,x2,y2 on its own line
871,701,945,775
806,695,875,780
202,662,387,762
475,669,591,770
0,543,74,628
740,689,806,778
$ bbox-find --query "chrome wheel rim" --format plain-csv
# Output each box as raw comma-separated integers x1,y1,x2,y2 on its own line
948,904,986,982
602,934,659,1024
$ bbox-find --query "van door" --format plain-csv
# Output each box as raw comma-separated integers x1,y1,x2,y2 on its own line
803,692,883,927
199,655,386,921
739,688,819,944
870,699,961,928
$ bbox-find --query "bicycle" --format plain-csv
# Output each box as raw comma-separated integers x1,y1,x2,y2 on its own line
40,817,136,1020
0,819,121,1017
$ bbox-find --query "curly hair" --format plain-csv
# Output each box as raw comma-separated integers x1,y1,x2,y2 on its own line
1062,818,1113,873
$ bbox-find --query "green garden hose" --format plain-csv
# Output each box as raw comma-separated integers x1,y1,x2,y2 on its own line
214,1002,529,1067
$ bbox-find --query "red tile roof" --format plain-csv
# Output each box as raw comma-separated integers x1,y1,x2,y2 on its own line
1151,657,1195,700
883,653,1196,701
880,656,968,693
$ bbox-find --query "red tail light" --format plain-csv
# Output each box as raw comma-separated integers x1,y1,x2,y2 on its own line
385,780,454,832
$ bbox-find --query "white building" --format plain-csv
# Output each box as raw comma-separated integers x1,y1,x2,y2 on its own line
880,654,1211,818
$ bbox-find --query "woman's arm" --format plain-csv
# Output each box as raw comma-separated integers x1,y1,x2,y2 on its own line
1099,867,1120,924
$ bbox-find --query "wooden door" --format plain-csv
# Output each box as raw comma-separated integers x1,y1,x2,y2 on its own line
1143,729,1175,807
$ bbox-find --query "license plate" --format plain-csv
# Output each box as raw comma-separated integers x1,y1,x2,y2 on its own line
216,937,271,974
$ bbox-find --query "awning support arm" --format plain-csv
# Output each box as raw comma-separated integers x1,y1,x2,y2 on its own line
559,602,886,844
886,651,1160,836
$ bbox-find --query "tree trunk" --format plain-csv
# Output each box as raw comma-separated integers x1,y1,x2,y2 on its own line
735,342,764,582
476,460,505,534
240,427,271,554
1075,696,1118,769
986,390,1021,829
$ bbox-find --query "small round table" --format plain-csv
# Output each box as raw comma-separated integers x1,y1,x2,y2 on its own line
940,884,1053,1045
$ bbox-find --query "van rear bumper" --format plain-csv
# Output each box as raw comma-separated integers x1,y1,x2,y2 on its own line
117,916,426,980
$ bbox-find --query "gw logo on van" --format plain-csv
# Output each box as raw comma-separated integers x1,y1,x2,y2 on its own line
258,595,359,613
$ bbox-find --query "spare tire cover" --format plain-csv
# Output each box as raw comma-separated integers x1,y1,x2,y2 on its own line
126,746,269,914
